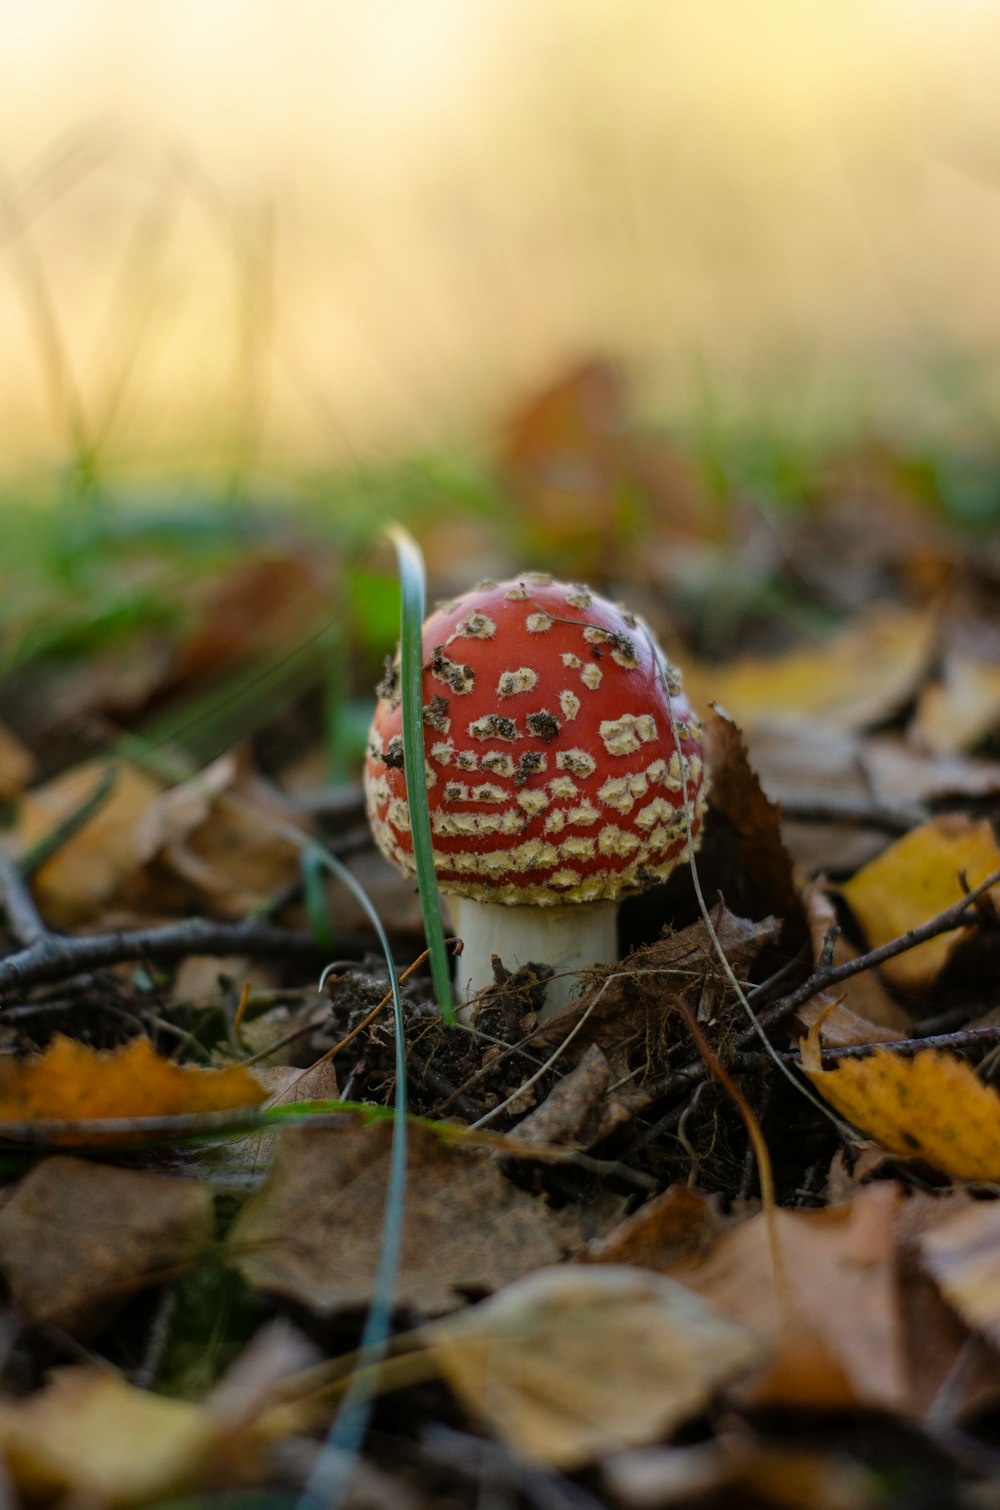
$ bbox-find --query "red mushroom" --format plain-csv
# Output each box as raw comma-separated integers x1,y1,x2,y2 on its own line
365,572,708,1018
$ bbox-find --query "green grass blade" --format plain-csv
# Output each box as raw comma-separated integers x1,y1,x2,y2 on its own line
299,847,334,953
384,524,456,1025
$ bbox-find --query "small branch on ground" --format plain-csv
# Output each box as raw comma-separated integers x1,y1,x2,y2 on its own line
0,917,368,998
754,1023,1000,1066
745,864,1000,1046
0,851,50,947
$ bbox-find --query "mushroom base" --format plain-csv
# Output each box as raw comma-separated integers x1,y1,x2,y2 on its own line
449,895,618,1023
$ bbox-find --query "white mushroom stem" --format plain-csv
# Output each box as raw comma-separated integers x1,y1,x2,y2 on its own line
449,896,619,1023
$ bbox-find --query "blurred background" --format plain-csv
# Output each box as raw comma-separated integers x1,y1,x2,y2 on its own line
4,0,1000,813
5,0,1000,483
1,0,1000,1010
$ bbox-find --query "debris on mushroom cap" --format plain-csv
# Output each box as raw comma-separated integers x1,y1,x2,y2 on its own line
364,574,709,905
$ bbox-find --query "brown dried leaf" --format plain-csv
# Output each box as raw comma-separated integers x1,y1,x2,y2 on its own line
512,1044,625,1149
231,1122,570,1316
0,1156,212,1336
587,1184,724,1270
0,720,36,801
889,1188,998,1422
668,1184,909,1413
839,814,1000,992
799,881,909,1045
0,1035,266,1142
166,552,330,689
700,709,805,935
425,1265,764,1469
153,755,308,918
918,1202,1000,1350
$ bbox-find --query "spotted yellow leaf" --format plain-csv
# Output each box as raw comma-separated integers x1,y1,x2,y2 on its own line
801,1021,1000,1181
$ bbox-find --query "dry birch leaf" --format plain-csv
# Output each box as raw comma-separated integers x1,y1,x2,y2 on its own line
918,1201,1000,1350
231,1122,569,1316
801,1022,1000,1181
16,759,161,925
0,1156,213,1336
425,1265,763,1469
668,1184,909,1413
685,607,936,734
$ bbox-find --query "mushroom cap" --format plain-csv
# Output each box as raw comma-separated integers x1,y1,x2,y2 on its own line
364,573,708,906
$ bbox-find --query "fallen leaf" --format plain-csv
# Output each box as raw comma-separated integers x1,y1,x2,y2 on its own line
668,1184,909,1413
686,606,937,734
801,1026,1000,1181
839,815,1000,992
231,1121,570,1316
134,752,238,859
500,360,651,575
0,1369,224,1506
165,552,330,690
259,1058,340,1110
862,734,1000,806
511,1044,624,1149
425,1265,764,1469
919,1201,1000,1349
0,1367,271,1506
0,720,36,800
890,1188,997,1422
160,761,307,918
913,653,1000,755
798,881,908,1046
0,1155,213,1335
736,721,1000,877
16,759,162,925
700,709,805,935
0,1034,266,1141
587,1184,725,1269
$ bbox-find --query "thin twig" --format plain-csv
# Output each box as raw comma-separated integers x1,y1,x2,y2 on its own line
747,864,1000,1045
749,1023,1000,1066
0,917,366,999
0,852,49,947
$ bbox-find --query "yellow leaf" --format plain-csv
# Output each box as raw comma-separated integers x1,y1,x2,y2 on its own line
0,1035,265,1142
839,815,1000,991
17,759,161,925
683,607,935,733
801,1024,1000,1181
0,1369,219,1506
0,720,36,801
913,653,1000,756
